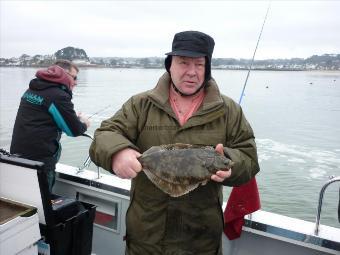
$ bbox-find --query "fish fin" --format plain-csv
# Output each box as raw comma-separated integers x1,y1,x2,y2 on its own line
144,169,200,197
169,183,200,197
163,143,192,150
201,180,208,186
143,169,160,187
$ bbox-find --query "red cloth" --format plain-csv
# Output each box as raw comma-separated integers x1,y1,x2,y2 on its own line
36,65,74,90
223,177,260,240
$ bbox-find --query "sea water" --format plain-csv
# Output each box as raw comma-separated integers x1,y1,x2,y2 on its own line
1,67,340,228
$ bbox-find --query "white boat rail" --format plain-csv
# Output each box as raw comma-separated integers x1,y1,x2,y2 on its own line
314,176,340,235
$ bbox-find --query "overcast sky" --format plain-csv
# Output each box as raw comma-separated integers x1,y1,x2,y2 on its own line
1,1,339,60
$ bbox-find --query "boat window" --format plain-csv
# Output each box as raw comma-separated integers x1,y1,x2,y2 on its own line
77,192,121,233
94,209,118,231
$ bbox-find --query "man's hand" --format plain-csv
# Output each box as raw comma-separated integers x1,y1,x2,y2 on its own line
111,148,142,179
78,112,90,128
211,143,232,182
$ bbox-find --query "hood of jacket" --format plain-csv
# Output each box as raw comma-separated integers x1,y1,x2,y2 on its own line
29,65,73,96
34,65,74,90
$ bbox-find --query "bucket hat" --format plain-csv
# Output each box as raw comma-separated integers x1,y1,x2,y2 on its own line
165,31,215,58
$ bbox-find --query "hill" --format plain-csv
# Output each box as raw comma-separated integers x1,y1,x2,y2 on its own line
55,46,90,63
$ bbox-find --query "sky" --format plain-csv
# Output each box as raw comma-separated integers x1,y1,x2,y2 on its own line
1,1,340,60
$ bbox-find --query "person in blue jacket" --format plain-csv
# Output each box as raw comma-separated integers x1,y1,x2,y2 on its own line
10,60,90,192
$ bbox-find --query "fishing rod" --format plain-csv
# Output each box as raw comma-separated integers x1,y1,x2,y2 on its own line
235,1,271,223
78,132,100,178
238,2,271,105
78,106,111,177
87,104,112,120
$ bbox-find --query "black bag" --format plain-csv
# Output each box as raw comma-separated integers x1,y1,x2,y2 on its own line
40,200,96,255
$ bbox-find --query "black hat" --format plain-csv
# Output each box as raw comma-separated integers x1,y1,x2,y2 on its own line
165,31,215,58
165,31,215,81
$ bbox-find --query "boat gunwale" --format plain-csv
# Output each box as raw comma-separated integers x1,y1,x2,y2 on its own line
56,163,340,253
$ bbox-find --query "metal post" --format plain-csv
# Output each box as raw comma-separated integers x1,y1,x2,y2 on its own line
314,176,340,235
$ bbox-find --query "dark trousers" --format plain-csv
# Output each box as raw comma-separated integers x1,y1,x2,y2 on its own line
40,160,57,193
46,168,56,192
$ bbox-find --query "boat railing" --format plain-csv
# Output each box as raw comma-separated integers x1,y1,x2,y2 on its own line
78,133,100,179
314,175,340,235
76,135,340,237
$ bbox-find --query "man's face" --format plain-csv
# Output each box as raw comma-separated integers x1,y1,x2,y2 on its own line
67,67,78,89
170,56,205,95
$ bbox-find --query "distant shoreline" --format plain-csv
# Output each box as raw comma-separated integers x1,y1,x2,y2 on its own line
2,48,338,71
1,65,340,72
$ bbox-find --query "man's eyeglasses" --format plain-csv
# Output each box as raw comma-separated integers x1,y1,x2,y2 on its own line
67,72,77,81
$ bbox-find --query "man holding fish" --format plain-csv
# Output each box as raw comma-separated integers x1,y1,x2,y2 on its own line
90,31,259,254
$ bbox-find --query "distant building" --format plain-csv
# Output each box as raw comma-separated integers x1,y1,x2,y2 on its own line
72,59,91,65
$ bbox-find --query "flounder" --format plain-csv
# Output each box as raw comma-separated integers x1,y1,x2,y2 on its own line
138,143,234,197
